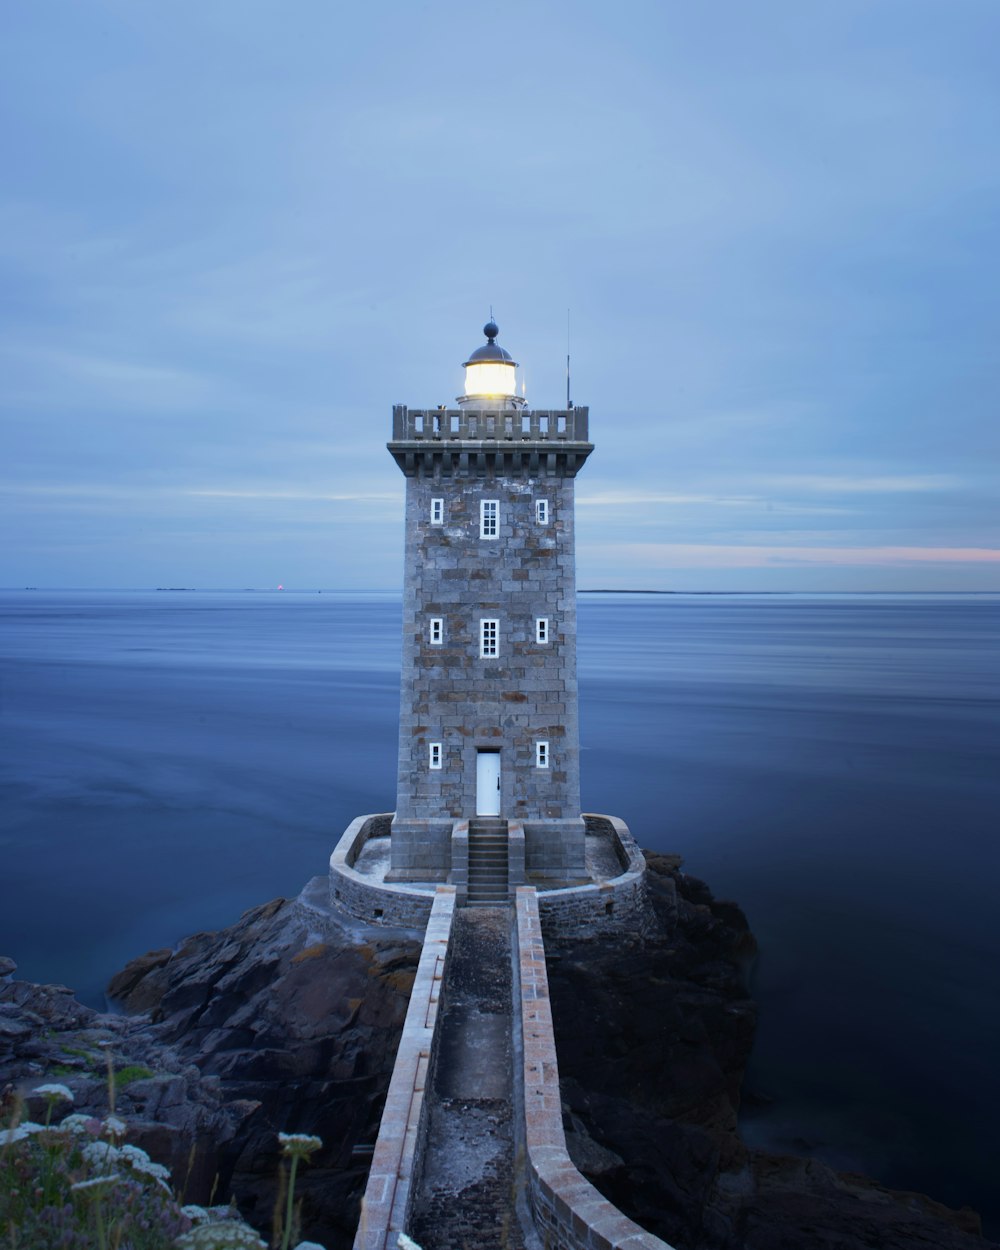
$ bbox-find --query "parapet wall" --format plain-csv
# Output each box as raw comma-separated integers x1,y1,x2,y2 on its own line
512,887,675,1250
329,811,659,939
329,814,436,928
536,813,655,941
353,887,456,1250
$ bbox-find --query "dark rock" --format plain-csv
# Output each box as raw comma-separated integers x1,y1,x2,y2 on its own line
105,884,420,1247
2,862,992,1250
546,853,994,1250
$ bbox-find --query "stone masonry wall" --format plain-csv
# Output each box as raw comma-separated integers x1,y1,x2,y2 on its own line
329,815,437,928
391,460,584,881
513,887,673,1250
353,887,456,1250
537,814,660,941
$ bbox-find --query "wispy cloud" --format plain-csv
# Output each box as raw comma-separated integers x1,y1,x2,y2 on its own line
182,487,397,502
578,489,853,516
1,343,224,412
2,482,399,505
589,543,1000,569
750,474,961,495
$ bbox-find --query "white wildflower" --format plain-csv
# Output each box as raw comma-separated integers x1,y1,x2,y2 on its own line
277,1131,322,1158
119,1143,152,1166
295,1242,327,1250
181,1204,210,1223
60,1113,98,1135
121,1143,171,1185
103,1113,127,1139
82,1140,122,1171
33,1082,74,1103
174,1221,267,1249
1,1121,53,1144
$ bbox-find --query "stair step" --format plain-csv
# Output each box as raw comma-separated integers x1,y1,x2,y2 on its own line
464,817,511,908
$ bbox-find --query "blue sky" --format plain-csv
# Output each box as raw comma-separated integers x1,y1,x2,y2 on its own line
3,0,998,591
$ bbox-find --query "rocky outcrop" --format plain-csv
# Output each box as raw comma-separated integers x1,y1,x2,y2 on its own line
0,964,256,1200
2,883,420,1248
548,853,993,1250
2,861,993,1250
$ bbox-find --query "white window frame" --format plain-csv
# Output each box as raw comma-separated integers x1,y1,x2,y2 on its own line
535,617,549,645
480,618,499,658
430,498,444,525
536,741,549,769
429,742,442,770
535,499,549,525
429,617,443,645
480,499,499,540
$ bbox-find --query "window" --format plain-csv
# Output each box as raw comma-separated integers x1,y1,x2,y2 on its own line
480,618,499,658
431,498,444,525
429,617,443,645
536,741,549,769
535,499,549,525
536,617,549,644
429,742,442,770
480,499,499,539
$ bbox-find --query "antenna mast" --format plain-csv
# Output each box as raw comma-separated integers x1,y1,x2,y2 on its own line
566,307,572,409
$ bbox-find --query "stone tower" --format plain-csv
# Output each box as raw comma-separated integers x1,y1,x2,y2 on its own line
387,321,593,888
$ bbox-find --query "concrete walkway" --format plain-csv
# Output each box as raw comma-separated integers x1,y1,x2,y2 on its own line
409,906,529,1250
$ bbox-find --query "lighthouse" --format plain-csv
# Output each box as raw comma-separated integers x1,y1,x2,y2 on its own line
386,321,593,892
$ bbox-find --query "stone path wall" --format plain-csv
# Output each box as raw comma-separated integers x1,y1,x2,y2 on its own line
513,887,675,1250
353,887,456,1250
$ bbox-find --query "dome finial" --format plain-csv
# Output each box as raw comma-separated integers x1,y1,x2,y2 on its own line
484,319,499,343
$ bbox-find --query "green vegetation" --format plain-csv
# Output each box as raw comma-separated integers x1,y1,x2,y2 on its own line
1,1078,327,1249
112,1065,155,1089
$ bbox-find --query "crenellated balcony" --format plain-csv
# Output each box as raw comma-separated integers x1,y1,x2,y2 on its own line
392,405,589,444
388,405,593,479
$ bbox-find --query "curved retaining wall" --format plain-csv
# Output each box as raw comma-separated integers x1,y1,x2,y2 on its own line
536,813,655,941
330,811,659,939
513,886,675,1250
329,814,436,928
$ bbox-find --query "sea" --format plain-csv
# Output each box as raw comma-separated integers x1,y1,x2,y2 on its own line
1,589,998,1232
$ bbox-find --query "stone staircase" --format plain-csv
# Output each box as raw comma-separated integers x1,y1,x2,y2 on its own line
466,818,509,906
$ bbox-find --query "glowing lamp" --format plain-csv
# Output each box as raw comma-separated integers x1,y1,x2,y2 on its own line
458,320,526,410
463,360,517,398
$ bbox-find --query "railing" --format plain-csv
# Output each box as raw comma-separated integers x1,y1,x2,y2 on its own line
392,406,589,443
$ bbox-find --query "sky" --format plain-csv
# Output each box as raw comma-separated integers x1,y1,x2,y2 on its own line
3,0,999,592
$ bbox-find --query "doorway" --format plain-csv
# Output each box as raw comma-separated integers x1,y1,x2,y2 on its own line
476,750,501,816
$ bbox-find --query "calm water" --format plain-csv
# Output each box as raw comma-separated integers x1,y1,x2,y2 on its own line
2,590,998,1230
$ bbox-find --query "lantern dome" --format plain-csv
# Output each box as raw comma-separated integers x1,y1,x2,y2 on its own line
459,321,525,410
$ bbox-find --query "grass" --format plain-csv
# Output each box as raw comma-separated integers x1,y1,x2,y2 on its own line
112,1065,155,1089
1,1070,327,1249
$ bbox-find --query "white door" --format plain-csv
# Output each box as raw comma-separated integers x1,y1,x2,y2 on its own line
476,751,501,816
